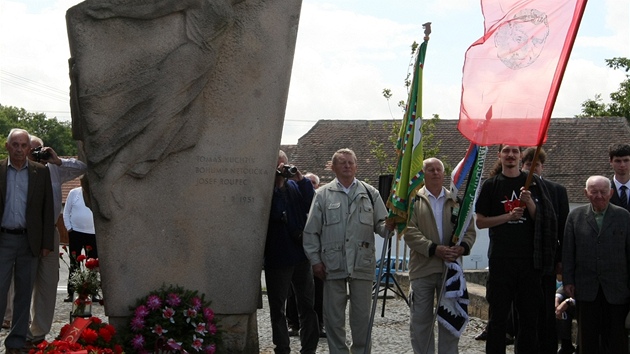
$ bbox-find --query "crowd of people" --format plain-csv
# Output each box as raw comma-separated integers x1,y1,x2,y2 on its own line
0,128,628,354
265,144,630,354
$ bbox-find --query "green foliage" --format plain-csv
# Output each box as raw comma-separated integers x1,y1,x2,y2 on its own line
403,42,419,93
577,57,630,119
422,113,448,172
579,94,609,117
0,104,77,159
368,121,401,175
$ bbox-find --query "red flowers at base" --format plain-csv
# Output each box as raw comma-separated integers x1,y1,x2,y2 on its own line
30,317,123,354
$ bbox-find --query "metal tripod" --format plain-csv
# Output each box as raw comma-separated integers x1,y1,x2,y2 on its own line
372,234,409,316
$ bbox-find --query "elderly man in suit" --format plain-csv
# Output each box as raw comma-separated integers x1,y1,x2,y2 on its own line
563,175,630,354
0,129,54,353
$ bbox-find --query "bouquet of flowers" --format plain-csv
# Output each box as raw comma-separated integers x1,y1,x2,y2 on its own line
70,254,100,296
30,317,124,354
122,285,221,353
60,245,101,315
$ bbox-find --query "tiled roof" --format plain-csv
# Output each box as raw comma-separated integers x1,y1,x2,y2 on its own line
59,157,82,204
281,117,630,204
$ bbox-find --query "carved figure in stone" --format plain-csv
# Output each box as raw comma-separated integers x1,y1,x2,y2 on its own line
70,0,243,219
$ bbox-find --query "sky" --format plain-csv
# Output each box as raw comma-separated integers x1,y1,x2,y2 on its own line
0,0,628,145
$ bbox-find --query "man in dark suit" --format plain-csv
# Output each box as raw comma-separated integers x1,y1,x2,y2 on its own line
563,175,630,354
521,147,570,354
0,129,54,353
608,143,630,212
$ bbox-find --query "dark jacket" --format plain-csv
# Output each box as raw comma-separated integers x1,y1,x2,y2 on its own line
542,178,569,264
563,203,630,304
0,159,55,256
264,178,314,268
610,178,630,213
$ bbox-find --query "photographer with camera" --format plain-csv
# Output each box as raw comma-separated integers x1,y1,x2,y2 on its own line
263,150,319,354
6,135,87,349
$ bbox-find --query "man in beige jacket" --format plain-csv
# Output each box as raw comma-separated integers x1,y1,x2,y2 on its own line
303,148,392,354
403,157,476,354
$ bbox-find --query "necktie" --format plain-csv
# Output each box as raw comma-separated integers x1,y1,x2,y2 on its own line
620,185,628,208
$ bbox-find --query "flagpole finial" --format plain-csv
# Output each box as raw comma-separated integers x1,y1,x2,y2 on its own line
423,22,432,40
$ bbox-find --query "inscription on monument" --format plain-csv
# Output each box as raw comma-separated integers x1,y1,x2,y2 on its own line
195,155,270,204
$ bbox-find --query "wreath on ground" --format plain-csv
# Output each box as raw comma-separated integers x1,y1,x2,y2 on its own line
120,285,221,353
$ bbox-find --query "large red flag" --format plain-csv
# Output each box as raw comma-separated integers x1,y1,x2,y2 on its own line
457,0,587,146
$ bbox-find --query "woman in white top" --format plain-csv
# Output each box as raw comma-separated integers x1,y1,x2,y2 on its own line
63,182,97,302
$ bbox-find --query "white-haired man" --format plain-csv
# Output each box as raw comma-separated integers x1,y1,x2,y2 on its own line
563,175,630,353
303,148,393,354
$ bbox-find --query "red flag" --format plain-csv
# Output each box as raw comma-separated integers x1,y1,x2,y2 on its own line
457,0,587,146
60,317,92,343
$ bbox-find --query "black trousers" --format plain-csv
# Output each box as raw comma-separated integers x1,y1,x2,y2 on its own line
287,275,323,329
577,286,628,354
67,230,98,295
486,257,542,354
538,273,559,354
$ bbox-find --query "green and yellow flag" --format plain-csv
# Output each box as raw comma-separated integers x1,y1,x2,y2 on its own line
387,24,430,233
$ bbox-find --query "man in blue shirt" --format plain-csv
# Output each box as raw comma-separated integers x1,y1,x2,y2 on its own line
0,129,54,353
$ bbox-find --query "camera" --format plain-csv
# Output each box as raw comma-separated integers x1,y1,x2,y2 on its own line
31,146,51,162
277,165,298,178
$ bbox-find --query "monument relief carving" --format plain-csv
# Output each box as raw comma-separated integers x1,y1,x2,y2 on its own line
67,0,302,351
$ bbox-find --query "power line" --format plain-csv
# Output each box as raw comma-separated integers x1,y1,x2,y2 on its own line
0,70,69,103
1,70,67,95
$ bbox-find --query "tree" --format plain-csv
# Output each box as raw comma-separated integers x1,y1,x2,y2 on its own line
577,57,630,119
368,120,400,175
0,104,77,159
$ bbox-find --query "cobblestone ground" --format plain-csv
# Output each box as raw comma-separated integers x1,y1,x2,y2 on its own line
0,255,511,353
257,295,514,354
0,292,514,354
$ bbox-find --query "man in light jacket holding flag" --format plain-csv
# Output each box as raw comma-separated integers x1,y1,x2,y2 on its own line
403,158,476,354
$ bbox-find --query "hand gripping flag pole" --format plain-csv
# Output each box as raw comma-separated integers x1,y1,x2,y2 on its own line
424,144,487,353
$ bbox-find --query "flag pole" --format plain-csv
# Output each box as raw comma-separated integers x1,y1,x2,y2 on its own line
425,260,449,353
366,22,431,354
365,229,391,354
425,145,482,353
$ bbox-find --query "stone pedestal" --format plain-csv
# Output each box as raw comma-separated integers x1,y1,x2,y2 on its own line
66,1,302,352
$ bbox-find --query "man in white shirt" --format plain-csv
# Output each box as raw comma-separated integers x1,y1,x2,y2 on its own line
403,158,476,353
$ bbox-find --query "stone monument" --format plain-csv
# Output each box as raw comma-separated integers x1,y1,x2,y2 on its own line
66,0,302,352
